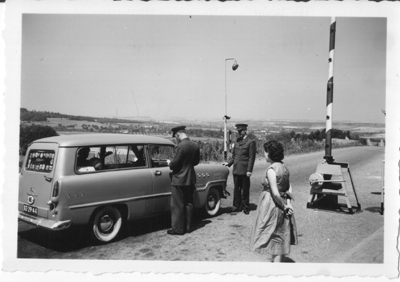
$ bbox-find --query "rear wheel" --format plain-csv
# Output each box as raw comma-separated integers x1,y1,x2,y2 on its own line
92,206,122,242
204,187,221,216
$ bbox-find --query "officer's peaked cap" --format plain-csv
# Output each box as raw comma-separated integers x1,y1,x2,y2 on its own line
171,125,186,137
235,124,248,131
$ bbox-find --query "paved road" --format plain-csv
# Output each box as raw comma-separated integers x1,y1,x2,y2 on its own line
17,146,385,263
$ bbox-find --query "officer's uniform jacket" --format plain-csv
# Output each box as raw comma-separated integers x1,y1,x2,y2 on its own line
169,138,200,186
227,136,256,175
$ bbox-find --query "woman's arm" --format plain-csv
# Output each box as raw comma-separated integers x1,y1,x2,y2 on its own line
287,183,293,205
267,168,288,211
285,183,294,215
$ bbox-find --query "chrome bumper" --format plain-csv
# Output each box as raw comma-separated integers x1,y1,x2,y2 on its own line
18,212,72,231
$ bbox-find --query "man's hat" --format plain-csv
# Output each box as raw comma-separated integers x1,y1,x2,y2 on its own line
235,124,248,131
171,125,186,137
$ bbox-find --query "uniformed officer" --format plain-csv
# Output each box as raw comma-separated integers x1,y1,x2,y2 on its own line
223,124,256,214
167,126,200,235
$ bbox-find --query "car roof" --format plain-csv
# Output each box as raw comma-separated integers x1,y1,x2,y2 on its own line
31,133,175,147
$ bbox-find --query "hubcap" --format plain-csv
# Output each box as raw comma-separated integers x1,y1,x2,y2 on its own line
99,215,114,232
208,195,215,209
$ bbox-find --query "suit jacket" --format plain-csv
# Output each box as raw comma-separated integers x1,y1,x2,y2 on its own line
169,138,200,186
227,136,256,175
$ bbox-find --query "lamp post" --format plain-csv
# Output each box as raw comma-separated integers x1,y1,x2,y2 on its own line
224,58,239,161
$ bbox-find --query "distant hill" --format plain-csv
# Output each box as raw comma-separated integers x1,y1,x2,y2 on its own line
20,108,385,136
20,108,146,124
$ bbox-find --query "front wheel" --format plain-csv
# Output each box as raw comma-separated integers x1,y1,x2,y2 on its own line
204,187,221,216
92,206,122,242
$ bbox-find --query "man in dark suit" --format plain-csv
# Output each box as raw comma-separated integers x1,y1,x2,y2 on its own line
223,124,256,215
167,126,200,235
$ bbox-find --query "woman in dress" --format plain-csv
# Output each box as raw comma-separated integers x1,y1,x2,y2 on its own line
249,140,298,262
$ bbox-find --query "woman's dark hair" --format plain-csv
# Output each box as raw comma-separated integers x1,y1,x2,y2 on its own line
263,140,284,162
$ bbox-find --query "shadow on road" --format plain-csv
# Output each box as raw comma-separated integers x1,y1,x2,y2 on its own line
249,203,258,211
191,219,212,233
364,206,383,214
209,204,259,216
18,214,174,253
306,201,363,215
18,226,92,254
283,256,296,263
122,213,213,239
18,211,220,255
124,214,172,238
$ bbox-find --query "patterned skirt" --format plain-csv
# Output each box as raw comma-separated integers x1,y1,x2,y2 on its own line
249,190,298,256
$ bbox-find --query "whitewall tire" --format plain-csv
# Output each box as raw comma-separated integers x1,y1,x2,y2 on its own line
92,206,122,242
205,187,221,216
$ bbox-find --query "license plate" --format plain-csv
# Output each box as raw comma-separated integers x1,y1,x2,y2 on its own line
23,205,38,216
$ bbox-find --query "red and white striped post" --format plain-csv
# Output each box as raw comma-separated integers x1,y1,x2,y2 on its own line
324,17,336,164
307,18,361,213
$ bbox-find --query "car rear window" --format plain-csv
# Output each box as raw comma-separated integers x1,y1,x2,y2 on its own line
26,150,55,172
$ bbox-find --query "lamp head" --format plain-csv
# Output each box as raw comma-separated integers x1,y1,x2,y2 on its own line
232,61,239,71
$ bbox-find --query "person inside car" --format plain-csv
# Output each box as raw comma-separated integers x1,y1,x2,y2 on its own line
77,147,103,171
77,147,91,167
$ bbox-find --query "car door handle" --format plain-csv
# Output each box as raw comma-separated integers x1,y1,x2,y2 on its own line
44,176,53,182
155,171,162,176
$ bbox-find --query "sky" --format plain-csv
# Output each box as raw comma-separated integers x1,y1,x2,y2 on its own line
20,14,386,124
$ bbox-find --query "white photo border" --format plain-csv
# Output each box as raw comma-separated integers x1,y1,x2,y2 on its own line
2,0,399,280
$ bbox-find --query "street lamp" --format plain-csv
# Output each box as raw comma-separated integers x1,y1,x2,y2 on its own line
224,58,239,161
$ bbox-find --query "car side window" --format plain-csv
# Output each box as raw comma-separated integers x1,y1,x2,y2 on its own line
76,147,102,173
103,146,118,166
129,145,147,167
76,144,148,173
149,145,174,167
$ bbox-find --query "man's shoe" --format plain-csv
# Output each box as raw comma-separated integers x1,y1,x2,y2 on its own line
243,209,249,215
167,229,184,236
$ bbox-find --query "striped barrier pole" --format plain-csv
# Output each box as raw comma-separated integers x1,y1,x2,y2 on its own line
324,17,336,164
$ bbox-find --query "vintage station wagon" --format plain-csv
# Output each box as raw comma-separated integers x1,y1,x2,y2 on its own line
18,134,229,242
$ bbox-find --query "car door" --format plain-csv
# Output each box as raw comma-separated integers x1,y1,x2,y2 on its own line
63,145,154,222
148,144,175,214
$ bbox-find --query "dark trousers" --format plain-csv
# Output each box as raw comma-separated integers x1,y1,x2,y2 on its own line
171,185,196,234
233,174,250,211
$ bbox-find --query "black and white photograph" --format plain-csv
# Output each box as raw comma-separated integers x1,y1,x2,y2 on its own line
1,0,400,281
